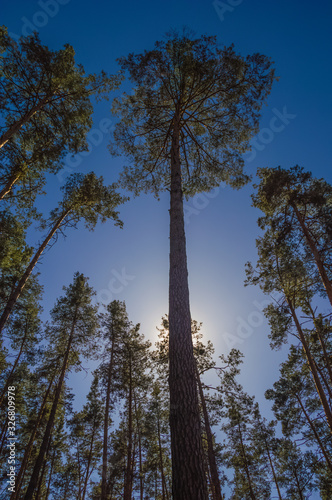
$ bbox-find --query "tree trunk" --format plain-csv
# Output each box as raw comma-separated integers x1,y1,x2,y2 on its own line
23,308,77,500
296,393,332,472
287,300,332,433
156,400,169,500
0,318,29,406
263,439,282,500
123,352,134,500
237,422,256,500
133,392,144,500
291,203,332,307
45,449,56,500
101,327,115,500
0,416,8,457
82,426,96,500
11,375,56,500
293,469,304,500
0,171,21,201
196,366,223,500
0,208,70,334
168,114,208,500
0,94,52,150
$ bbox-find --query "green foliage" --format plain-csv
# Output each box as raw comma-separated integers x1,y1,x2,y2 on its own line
110,30,275,197
0,26,122,205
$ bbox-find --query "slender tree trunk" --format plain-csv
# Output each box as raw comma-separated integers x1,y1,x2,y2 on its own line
307,303,332,388
237,422,256,500
0,319,29,406
314,358,332,402
123,352,133,500
156,401,169,500
0,172,21,201
316,327,332,388
296,393,332,472
133,392,144,500
291,203,332,306
168,114,208,500
11,375,56,500
101,328,115,500
45,449,56,500
0,94,52,150
263,440,282,500
0,416,8,457
196,366,223,500
287,300,332,432
0,208,70,334
82,426,96,500
23,308,77,500
293,469,304,500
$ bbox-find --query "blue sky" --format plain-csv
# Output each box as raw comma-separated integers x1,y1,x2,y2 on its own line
2,0,332,495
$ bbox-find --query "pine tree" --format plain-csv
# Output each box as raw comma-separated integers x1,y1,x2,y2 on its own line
0,172,125,334
110,30,275,500
0,26,121,203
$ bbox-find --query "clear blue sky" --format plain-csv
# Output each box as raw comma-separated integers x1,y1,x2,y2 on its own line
2,0,332,495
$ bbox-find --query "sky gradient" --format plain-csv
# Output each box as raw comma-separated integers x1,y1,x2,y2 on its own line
2,2,332,495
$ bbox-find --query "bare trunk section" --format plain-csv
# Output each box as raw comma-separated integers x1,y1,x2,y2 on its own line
133,392,144,500
0,208,70,334
123,352,134,500
291,203,332,306
0,171,21,201
168,114,208,500
23,308,77,500
101,327,116,500
196,366,223,500
82,426,96,500
237,422,257,500
261,434,282,500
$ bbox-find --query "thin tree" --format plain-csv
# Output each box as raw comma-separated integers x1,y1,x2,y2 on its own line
0,172,125,334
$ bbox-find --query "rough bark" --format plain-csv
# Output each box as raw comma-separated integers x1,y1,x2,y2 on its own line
168,114,208,500
0,208,70,334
